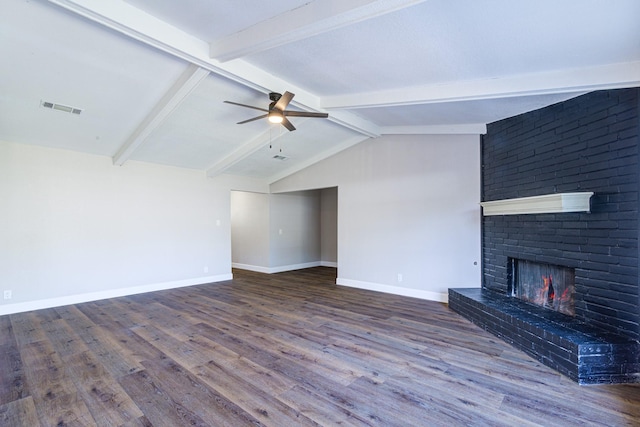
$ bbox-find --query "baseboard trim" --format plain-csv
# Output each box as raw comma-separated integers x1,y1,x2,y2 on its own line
232,263,271,273
0,273,232,316
336,277,448,303
320,261,338,268
232,261,329,274
269,261,322,273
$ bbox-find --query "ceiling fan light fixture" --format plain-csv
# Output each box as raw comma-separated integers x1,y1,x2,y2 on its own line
225,91,327,132
268,111,283,124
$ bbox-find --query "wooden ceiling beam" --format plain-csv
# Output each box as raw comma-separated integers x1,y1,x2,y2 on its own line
206,125,294,178
209,0,427,62
112,64,209,166
322,61,640,109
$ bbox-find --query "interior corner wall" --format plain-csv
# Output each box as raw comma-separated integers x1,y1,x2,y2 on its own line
269,191,321,270
270,134,482,302
230,190,270,271
0,141,232,315
320,187,338,266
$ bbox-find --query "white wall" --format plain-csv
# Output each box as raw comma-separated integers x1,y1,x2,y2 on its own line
271,134,481,302
0,141,232,314
2,133,481,313
269,191,320,269
320,187,338,266
230,191,270,269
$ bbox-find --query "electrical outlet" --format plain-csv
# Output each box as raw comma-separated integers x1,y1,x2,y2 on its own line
204,266,209,273
397,274,403,283
3,290,12,300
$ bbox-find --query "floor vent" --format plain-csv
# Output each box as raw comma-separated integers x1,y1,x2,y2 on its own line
41,100,82,115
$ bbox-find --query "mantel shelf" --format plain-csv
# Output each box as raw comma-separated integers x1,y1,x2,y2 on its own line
480,192,594,216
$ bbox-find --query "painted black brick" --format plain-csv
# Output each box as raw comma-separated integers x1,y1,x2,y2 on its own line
449,288,640,384
481,88,640,341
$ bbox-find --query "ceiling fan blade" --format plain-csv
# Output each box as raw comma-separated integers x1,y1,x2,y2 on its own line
281,116,296,131
224,100,269,112
274,91,294,111
283,111,329,118
237,114,268,124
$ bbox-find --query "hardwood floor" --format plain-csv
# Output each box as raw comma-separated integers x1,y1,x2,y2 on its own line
1,267,639,426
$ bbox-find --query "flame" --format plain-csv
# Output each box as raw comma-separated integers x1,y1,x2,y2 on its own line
538,275,555,305
539,275,549,302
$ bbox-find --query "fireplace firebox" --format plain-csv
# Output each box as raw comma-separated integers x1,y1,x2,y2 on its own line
508,258,575,316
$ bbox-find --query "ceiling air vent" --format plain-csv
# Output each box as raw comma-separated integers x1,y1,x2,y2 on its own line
41,100,82,115
273,155,288,161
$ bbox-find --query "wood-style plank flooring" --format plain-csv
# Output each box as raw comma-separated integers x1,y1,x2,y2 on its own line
1,267,639,426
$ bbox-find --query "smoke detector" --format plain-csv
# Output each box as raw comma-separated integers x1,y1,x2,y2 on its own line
41,100,82,115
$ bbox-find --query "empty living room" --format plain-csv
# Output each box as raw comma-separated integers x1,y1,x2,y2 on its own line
1,0,639,426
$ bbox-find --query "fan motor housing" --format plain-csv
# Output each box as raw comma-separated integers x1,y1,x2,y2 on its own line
269,92,282,102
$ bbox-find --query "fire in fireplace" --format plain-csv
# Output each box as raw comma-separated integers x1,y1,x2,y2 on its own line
508,258,575,316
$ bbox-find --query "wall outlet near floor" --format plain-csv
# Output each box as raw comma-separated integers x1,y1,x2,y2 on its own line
3,290,12,300
204,266,209,273
397,273,403,283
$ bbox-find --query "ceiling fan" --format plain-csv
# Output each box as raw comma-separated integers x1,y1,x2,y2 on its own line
224,91,328,131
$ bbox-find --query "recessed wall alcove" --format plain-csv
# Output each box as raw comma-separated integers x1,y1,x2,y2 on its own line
450,88,640,384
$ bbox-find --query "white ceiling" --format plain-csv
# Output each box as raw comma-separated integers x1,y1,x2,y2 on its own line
2,0,639,182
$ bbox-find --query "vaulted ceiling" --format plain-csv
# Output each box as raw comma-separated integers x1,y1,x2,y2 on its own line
2,0,639,183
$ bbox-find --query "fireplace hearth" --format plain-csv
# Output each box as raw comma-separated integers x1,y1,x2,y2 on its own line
448,287,640,384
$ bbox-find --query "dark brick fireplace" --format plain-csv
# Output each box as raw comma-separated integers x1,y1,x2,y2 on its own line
449,88,640,384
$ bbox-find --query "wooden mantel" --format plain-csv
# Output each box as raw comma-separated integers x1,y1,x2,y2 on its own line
480,192,594,216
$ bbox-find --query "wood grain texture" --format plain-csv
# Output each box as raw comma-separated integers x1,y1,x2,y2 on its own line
1,267,639,426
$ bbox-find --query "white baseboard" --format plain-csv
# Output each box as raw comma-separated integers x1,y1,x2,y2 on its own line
336,277,448,303
320,261,338,268
0,273,232,316
232,263,272,273
269,261,322,273
232,261,328,274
